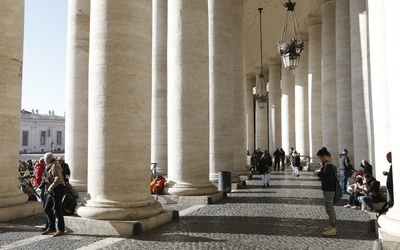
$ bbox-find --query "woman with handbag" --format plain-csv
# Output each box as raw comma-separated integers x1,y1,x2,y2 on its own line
41,152,67,237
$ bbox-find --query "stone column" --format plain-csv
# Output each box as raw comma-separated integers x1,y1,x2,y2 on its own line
281,66,295,152
245,75,255,153
165,0,217,195
350,0,371,166
255,73,268,150
208,0,235,183
65,0,90,192
77,1,162,220
367,0,390,181
294,33,309,157
232,0,248,176
378,1,400,246
151,0,168,176
307,14,322,157
268,60,281,152
320,0,338,161
335,0,354,163
0,0,30,221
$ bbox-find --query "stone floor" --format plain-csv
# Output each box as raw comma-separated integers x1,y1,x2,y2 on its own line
0,169,377,249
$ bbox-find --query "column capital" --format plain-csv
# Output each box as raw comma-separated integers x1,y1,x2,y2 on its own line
268,58,281,67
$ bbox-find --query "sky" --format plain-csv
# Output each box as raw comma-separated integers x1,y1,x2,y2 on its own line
22,0,68,116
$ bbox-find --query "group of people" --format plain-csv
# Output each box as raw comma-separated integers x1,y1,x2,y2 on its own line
315,147,394,237
19,153,77,237
250,148,274,188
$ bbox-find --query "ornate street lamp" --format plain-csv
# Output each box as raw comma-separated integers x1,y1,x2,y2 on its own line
277,0,304,70
254,8,268,109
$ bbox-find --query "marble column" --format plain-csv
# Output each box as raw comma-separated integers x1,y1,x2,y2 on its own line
208,0,235,183
232,0,248,176
245,75,255,153
378,1,400,245
255,73,268,150
268,60,281,152
294,34,309,157
350,0,371,166
367,0,390,181
281,66,295,152
320,0,338,161
307,14,322,157
151,0,168,176
0,0,29,221
165,0,217,195
335,0,354,163
77,1,162,220
65,0,90,192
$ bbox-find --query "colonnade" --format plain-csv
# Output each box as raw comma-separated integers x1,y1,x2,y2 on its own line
0,0,399,245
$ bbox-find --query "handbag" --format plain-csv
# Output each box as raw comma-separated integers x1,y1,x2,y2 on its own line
334,179,343,204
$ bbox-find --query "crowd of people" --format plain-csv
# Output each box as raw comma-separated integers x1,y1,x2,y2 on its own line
18,153,78,237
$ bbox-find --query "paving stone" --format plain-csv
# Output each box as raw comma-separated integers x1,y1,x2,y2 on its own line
0,170,376,249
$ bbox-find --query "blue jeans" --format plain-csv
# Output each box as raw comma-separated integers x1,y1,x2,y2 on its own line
323,191,336,227
358,195,374,210
340,170,348,193
44,186,66,231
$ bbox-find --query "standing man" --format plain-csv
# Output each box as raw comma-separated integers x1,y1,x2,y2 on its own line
41,152,67,237
339,149,353,194
315,147,338,236
57,156,71,183
383,152,393,205
279,148,286,170
273,148,281,171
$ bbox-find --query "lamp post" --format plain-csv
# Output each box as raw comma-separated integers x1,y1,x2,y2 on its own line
277,0,304,70
254,8,268,109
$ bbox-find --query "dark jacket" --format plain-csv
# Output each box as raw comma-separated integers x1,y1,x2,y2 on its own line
273,149,281,159
291,153,300,167
318,163,337,192
386,165,393,190
339,154,352,171
365,177,382,202
360,162,373,175
258,157,268,174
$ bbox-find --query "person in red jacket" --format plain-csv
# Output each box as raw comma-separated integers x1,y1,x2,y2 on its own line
32,158,45,188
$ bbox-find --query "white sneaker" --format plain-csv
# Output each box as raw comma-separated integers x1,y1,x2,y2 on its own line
322,226,337,236
351,206,360,210
344,204,351,208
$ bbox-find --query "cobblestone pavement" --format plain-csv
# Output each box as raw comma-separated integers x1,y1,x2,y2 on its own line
1,169,377,249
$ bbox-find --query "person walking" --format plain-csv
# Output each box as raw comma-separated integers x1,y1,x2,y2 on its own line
315,147,338,236
291,150,301,177
41,152,67,237
258,152,272,188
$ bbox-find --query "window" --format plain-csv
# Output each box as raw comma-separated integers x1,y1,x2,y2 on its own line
40,131,46,145
22,131,29,146
57,131,62,145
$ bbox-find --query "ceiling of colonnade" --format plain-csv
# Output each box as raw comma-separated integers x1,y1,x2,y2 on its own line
243,0,320,81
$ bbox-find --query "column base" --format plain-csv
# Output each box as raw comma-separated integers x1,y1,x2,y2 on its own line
0,201,43,222
65,209,175,237
378,209,400,247
165,183,218,196
152,191,223,205
77,200,163,220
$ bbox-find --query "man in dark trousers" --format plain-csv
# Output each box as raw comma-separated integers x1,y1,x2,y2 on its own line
273,148,281,171
315,147,338,236
383,152,393,205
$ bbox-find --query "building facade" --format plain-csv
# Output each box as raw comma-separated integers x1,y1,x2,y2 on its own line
20,110,65,154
